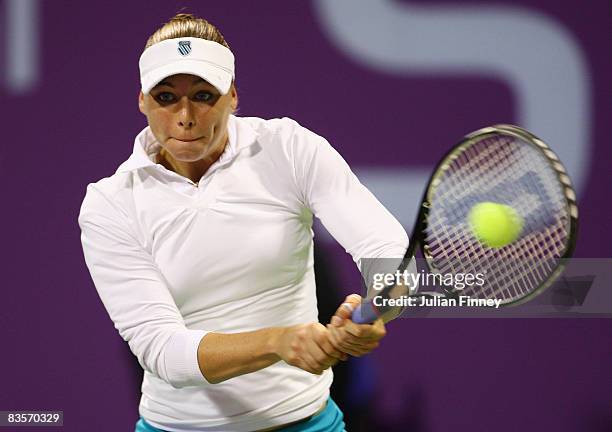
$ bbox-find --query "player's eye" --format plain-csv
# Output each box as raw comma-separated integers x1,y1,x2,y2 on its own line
194,91,215,102
155,92,175,103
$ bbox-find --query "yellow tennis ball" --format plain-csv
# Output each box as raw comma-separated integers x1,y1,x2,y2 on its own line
468,202,524,248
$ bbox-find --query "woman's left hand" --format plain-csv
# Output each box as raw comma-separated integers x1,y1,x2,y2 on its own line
326,294,386,357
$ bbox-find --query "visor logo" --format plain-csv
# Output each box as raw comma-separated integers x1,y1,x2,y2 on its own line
177,41,191,56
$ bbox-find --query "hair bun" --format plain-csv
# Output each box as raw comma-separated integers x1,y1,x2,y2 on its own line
144,12,230,50
170,13,196,22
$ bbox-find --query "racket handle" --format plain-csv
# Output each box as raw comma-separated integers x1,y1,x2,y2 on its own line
352,301,379,324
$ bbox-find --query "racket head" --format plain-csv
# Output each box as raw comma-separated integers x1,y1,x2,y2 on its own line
417,124,578,306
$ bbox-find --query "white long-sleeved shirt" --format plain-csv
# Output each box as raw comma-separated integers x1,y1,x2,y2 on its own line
78,115,408,431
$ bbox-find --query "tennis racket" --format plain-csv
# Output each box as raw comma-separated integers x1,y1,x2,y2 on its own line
352,124,579,324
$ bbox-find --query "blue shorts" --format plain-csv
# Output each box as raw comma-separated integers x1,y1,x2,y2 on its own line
135,397,345,432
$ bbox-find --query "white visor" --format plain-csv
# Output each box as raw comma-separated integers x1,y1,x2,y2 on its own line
139,37,235,95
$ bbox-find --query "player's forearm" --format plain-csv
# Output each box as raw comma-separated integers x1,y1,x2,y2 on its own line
196,327,284,384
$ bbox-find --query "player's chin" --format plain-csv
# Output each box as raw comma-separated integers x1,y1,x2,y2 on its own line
168,143,209,161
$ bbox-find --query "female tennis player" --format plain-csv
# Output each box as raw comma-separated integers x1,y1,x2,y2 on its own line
78,13,407,432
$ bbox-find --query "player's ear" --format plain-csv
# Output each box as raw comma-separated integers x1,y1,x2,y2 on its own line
229,84,238,112
138,91,146,114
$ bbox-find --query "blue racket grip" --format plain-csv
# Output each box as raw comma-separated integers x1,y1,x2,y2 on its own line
352,301,379,324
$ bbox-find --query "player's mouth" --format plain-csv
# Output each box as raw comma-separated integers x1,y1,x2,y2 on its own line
174,137,204,143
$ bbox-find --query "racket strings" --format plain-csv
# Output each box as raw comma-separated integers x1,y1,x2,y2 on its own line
478,143,556,297
456,152,566,299
441,137,518,204
458,143,566,298
423,134,571,304
429,139,536,298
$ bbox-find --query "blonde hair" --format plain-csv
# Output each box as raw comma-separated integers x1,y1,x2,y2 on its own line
145,13,230,50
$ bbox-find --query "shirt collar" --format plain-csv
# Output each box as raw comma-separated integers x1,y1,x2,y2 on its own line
115,115,257,174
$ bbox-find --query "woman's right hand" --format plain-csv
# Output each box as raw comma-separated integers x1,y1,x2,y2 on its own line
274,323,348,375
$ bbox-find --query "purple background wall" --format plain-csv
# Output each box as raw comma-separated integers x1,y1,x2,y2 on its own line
1,1,610,430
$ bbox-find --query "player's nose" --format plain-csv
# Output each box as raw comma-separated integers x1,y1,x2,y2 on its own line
177,99,196,128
